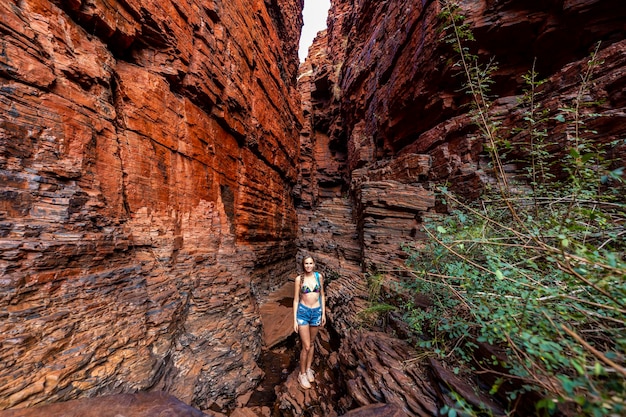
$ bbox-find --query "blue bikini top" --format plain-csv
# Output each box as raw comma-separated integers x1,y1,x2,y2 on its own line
301,272,321,294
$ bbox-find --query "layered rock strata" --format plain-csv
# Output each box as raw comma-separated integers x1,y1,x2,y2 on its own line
298,0,626,274
327,0,626,177
296,0,625,416
1,0,625,415
0,0,302,411
0,392,208,417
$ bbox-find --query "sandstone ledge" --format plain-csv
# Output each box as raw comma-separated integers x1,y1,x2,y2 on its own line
0,392,208,417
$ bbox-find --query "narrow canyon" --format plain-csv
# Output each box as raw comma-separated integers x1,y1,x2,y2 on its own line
1,0,624,416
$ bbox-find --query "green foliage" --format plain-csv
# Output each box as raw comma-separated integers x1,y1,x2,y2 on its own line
440,390,494,417
367,272,386,301
400,2,626,416
357,302,397,328
360,303,397,316
358,273,397,328
405,185,626,414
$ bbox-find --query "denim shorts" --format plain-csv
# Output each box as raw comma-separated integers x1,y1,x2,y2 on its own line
296,303,322,326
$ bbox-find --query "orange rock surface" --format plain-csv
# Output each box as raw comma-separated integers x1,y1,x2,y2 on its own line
0,392,208,417
2,0,626,415
0,0,302,411
293,0,625,415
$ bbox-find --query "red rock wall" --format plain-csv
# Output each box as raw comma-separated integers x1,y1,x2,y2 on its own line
298,0,626,271
294,1,625,415
0,0,302,411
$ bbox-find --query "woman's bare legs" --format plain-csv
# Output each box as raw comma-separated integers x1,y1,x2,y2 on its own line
306,325,319,371
298,324,311,375
299,324,320,374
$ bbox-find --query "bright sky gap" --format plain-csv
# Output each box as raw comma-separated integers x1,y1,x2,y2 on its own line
299,0,331,62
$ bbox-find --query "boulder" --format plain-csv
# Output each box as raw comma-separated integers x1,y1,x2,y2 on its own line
0,392,208,417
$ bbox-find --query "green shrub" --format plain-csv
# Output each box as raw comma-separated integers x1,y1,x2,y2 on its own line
401,2,626,415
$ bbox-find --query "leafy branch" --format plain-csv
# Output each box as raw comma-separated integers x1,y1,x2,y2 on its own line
400,2,626,416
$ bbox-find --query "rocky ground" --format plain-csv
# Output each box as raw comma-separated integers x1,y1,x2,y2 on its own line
1,0,624,415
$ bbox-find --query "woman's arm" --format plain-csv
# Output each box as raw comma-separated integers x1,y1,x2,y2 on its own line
320,273,326,326
293,275,301,333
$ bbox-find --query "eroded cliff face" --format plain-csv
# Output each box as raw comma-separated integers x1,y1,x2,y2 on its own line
296,0,625,414
298,0,626,271
0,0,302,411
2,0,625,415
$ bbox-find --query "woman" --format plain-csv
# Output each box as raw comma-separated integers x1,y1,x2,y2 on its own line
293,255,326,389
